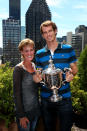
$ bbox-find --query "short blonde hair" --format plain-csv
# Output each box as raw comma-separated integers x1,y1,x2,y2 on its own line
18,38,35,51
40,20,57,34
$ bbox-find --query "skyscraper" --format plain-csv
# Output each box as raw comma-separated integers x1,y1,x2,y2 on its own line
67,32,84,57
2,18,21,66
75,25,87,49
9,0,21,20
26,0,51,51
21,26,26,40
2,0,21,66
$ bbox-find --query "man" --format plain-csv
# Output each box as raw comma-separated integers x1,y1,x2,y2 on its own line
34,20,78,131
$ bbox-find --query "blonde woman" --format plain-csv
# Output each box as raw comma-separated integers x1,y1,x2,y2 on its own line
13,38,40,131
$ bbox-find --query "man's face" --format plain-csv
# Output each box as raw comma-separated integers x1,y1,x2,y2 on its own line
42,25,57,43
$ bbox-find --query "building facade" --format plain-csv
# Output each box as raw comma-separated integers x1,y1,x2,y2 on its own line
26,0,51,51
75,25,87,49
2,0,21,66
21,26,26,40
67,32,72,45
72,33,84,57
67,32,84,57
9,0,21,20
57,36,66,44
2,18,21,66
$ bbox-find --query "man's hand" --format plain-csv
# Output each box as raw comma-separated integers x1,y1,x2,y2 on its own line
66,62,78,82
66,71,74,82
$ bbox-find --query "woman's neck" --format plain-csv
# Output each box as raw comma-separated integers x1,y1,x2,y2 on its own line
23,61,34,73
23,60,32,67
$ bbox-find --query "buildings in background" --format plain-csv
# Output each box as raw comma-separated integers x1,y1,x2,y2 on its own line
57,36,66,44
0,48,3,65
59,25,87,58
67,29,86,57
26,0,51,51
2,19,21,66
72,33,84,57
2,0,87,66
21,26,25,40
0,48,3,56
67,32,72,45
75,25,87,49
9,0,21,20
2,0,21,66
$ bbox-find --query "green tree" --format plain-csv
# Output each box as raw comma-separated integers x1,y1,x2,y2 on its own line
70,45,87,115
0,63,15,126
71,75,87,115
78,45,87,91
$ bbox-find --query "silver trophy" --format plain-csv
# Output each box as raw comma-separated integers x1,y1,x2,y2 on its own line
41,56,63,102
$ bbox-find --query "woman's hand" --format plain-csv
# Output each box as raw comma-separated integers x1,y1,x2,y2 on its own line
33,70,42,83
20,117,29,129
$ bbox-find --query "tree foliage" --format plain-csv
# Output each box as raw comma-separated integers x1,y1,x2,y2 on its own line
71,75,87,115
71,45,87,115
0,63,15,126
78,45,87,91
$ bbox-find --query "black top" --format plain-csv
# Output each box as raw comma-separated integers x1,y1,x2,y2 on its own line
13,65,40,121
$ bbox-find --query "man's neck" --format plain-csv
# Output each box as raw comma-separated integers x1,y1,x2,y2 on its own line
47,40,58,52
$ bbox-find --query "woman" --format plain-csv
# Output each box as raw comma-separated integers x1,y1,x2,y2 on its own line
13,38,40,131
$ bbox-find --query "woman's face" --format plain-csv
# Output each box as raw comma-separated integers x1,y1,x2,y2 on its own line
21,45,35,62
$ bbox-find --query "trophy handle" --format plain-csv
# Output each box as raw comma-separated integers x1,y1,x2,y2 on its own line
40,80,46,85
64,67,71,73
62,80,67,85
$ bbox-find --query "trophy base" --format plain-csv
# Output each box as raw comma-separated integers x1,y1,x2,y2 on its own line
50,94,62,102
50,88,62,102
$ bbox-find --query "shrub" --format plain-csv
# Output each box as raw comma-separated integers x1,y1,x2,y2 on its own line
71,75,87,115
0,63,15,126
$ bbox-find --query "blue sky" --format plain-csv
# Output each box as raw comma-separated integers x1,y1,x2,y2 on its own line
0,0,87,48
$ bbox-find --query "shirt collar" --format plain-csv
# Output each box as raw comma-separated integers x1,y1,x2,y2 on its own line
44,43,62,52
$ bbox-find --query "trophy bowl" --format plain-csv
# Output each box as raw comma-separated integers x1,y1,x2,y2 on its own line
42,57,63,102
43,69,62,89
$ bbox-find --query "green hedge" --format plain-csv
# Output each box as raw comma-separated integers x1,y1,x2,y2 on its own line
71,75,87,115
0,63,15,126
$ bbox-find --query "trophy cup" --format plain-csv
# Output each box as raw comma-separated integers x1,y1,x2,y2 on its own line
41,56,63,102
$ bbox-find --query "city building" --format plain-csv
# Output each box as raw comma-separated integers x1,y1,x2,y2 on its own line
21,26,26,40
75,25,87,49
2,18,21,66
26,0,51,51
0,48,3,65
67,32,72,45
0,48,3,56
72,33,84,57
9,0,21,20
2,0,21,66
57,36,66,44
67,32,84,57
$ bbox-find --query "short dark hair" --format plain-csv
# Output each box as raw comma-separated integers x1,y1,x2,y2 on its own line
40,20,57,34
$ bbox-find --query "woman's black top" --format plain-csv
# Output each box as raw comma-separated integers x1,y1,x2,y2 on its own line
13,64,40,121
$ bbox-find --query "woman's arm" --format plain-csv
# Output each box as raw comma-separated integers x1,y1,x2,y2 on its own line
13,66,25,118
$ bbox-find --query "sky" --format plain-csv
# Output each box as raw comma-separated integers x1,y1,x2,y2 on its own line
0,0,87,48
